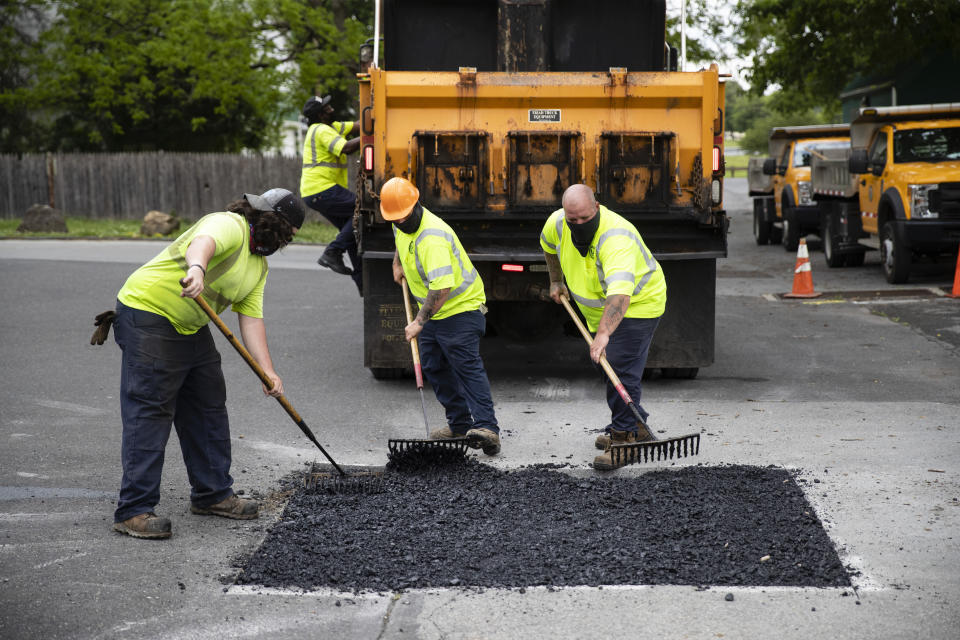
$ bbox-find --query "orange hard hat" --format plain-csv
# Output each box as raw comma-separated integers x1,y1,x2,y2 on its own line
379,177,420,221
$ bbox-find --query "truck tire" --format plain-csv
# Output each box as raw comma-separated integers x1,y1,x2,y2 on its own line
782,210,800,252
769,222,783,245
880,222,911,284
753,205,770,245
822,223,846,268
845,251,865,267
661,367,699,380
370,367,408,380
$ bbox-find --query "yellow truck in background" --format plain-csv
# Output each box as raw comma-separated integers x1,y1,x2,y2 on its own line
354,0,727,380
754,125,850,251
814,104,960,282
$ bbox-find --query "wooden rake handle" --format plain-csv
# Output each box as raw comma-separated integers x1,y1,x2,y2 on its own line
400,277,425,390
558,294,644,422
187,290,346,476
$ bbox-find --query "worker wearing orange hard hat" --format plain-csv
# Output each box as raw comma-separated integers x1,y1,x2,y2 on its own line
381,177,501,455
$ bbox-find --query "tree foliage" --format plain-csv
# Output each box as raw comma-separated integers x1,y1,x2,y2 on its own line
737,0,960,110
0,0,50,153
1,0,372,153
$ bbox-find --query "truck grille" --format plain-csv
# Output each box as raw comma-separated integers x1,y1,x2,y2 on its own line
931,182,960,220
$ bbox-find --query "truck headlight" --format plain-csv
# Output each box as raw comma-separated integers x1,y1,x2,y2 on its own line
797,180,812,205
909,184,938,219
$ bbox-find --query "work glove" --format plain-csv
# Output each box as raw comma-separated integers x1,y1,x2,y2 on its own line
90,309,116,345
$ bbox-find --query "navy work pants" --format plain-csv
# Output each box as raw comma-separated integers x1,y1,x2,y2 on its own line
418,310,499,434
302,185,362,290
602,316,661,432
112,302,234,523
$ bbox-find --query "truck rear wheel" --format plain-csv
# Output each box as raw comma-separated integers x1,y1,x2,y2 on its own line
753,205,770,245
370,367,408,380
845,251,865,267
782,210,800,252
661,367,699,379
822,223,846,268
880,222,911,284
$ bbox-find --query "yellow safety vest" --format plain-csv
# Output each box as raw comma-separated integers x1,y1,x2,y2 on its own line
300,120,354,195
540,205,666,332
394,207,485,320
118,212,267,334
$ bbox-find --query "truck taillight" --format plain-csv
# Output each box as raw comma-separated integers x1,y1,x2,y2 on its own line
712,146,721,173
501,264,524,272
363,145,374,172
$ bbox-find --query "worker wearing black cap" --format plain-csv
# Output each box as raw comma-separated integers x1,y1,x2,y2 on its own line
96,189,304,539
300,94,363,293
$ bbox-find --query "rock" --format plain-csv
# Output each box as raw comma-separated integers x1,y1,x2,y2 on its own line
725,593,734,601
17,204,67,233
140,210,180,236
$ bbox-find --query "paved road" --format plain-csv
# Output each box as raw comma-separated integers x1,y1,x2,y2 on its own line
1,178,958,639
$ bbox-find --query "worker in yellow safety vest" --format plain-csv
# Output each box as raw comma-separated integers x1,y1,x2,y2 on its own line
540,184,667,470
381,177,502,455
300,94,362,293
92,188,304,539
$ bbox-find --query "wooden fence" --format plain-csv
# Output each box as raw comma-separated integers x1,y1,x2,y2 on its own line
0,152,309,220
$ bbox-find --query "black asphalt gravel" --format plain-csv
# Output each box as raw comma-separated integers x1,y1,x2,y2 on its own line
236,463,850,592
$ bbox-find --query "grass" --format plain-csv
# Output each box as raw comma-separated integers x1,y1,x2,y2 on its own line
0,217,338,244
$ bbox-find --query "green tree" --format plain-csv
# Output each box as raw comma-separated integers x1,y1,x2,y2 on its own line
2,0,373,152
0,0,49,153
737,0,960,110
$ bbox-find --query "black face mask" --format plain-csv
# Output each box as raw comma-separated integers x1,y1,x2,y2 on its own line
394,203,423,234
248,223,279,256
568,211,600,257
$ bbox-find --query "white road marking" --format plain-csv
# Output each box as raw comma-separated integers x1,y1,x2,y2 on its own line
32,552,89,570
31,398,108,416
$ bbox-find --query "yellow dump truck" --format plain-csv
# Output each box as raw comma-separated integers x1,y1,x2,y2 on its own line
815,103,960,282
756,125,850,251
355,0,727,380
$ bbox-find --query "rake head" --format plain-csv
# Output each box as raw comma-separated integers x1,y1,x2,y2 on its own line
303,469,384,495
386,438,470,471
609,433,701,466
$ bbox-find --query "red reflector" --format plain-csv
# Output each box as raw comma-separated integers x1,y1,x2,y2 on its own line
712,146,721,172
501,264,524,272
363,145,374,172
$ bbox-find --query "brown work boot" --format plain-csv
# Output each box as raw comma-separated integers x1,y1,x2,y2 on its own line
430,426,467,440
190,494,259,520
593,426,657,470
112,512,172,539
595,422,656,449
466,427,501,455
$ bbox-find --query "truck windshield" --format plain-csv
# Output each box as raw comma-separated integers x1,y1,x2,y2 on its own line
893,127,960,163
793,140,849,167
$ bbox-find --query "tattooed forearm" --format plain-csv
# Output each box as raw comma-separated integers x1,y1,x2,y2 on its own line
544,252,564,284
597,294,630,336
416,287,451,325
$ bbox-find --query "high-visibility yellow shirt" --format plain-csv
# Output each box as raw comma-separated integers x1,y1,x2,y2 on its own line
540,205,666,332
118,212,267,335
394,207,485,320
300,121,354,196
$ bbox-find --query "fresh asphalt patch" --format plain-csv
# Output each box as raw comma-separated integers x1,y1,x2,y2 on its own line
235,463,851,593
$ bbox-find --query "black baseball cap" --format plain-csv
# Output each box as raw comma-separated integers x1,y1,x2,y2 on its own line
302,94,333,118
244,188,305,228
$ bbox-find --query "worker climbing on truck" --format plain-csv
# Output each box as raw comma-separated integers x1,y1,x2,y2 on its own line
300,93,363,293
381,177,502,456
541,184,667,470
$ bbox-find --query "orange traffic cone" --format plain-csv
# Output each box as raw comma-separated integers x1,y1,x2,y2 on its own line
783,238,821,298
948,247,960,298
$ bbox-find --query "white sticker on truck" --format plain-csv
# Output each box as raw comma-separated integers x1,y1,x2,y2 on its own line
529,109,561,123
